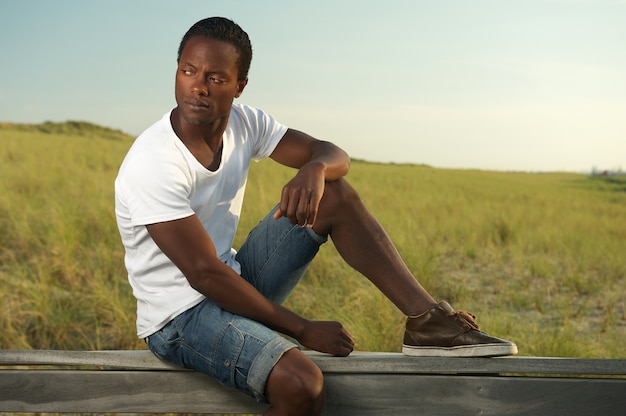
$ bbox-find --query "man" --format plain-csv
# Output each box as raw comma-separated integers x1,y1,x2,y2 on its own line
115,17,517,415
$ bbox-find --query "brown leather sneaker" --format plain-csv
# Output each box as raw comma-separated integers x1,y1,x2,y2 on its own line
402,301,518,357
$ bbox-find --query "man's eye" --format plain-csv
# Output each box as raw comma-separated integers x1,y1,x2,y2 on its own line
209,77,225,84
181,69,194,75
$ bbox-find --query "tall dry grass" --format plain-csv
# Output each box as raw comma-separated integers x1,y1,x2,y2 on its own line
1,122,624,357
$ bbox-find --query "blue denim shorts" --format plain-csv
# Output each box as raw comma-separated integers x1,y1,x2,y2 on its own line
146,205,327,402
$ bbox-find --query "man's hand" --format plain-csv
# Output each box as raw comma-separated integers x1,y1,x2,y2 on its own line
269,129,350,227
273,163,325,227
297,320,355,357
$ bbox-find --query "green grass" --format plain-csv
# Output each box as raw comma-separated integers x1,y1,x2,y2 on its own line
1,122,625,357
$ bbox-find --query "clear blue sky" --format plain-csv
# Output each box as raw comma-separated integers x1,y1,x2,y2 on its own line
2,0,624,171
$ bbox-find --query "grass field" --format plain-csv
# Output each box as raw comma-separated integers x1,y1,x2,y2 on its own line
1,121,624,358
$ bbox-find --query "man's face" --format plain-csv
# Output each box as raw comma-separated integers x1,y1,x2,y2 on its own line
174,36,247,127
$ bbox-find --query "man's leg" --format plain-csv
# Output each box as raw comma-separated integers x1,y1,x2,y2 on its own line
237,204,328,303
264,349,324,416
236,207,330,414
145,300,300,389
310,178,436,316
310,179,517,357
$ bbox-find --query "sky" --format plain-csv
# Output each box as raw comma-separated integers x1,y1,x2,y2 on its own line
1,0,624,172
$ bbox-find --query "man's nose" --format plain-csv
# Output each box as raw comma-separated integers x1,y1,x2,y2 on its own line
192,78,209,95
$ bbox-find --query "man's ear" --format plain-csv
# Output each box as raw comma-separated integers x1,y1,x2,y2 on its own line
235,77,248,98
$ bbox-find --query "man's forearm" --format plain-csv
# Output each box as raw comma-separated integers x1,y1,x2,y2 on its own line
188,261,309,340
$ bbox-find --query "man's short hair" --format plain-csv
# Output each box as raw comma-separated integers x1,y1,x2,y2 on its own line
178,17,252,81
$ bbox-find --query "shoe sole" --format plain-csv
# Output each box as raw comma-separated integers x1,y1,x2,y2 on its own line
402,343,518,358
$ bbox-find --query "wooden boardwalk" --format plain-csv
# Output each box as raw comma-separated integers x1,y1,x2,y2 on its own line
1,349,625,415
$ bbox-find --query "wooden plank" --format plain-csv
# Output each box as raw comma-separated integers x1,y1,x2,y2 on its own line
0,349,181,370
323,374,626,416
2,350,626,375
1,369,625,415
311,352,626,376
0,370,267,414
1,350,625,415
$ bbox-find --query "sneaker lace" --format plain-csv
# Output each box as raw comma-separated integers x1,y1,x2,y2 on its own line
455,310,480,331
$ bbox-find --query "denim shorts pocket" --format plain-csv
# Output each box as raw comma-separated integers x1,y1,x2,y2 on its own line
212,322,245,388
146,320,184,363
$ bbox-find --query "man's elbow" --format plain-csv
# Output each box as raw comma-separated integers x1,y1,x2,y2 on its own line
184,260,226,293
340,149,351,176
322,141,351,178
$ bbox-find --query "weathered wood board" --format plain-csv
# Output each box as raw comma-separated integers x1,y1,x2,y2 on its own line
1,350,625,415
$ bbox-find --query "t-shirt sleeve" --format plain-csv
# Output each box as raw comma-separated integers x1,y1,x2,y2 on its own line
118,150,194,227
237,105,288,161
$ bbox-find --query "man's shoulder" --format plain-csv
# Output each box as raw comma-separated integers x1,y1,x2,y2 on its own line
125,112,175,155
137,110,174,141
120,111,183,172
230,103,266,121
229,103,284,134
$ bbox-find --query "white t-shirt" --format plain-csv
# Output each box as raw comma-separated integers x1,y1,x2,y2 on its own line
115,104,288,338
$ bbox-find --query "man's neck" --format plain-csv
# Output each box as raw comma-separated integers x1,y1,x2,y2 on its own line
170,107,227,152
170,108,227,171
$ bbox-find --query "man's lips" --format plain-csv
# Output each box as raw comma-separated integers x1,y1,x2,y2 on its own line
185,100,210,110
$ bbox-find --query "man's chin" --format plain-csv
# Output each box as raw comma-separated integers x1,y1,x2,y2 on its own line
180,113,215,126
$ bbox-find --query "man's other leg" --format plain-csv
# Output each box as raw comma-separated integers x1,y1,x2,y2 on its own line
310,178,517,357
264,349,324,416
310,178,437,316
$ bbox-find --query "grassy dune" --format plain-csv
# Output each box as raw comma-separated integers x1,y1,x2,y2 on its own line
1,122,624,357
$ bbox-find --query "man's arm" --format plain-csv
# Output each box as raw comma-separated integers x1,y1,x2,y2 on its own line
270,128,351,227
146,215,354,356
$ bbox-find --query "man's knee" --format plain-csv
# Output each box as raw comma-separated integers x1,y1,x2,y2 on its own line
265,349,324,412
321,178,360,211
311,178,363,236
